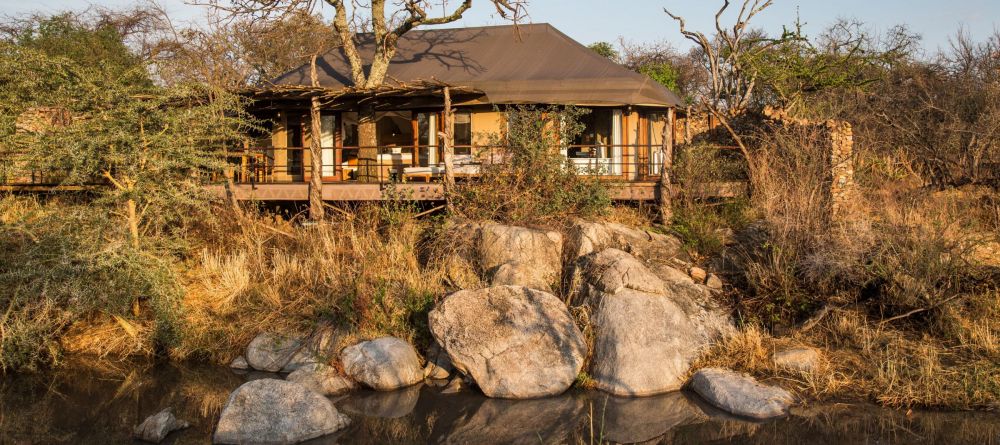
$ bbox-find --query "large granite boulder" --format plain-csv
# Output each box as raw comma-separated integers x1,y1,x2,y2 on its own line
588,288,701,396
133,408,189,443
579,248,734,397
213,379,350,444
688,368,794,419
478,224,563,289
429,285,586,399
286,363,357,396
341,337,423,391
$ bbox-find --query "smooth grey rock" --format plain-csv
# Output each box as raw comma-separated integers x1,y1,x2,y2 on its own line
229,356,249,370
245,333,303,372
478,224,563,287
565,221,685,263
578,249,735,397
429,285,586,399
490,260,553,292
133,408,189,443
588,288,700,396
443,395,584,444
213,379,350,444
773,347,822,373
341,337,423,391
423,340,454,380
286,363,357,396
593,391,707,444
577,248,666,296
688,368,794,419
660,277,735,347
340,384,422,419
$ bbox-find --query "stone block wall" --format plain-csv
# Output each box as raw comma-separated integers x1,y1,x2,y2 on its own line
825,120,857,220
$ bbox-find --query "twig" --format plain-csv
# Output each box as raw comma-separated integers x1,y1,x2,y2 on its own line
878,293,967,327
414,205,446,218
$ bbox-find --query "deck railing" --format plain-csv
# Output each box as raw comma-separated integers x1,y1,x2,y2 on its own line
3,144,745,188
227,144,681,185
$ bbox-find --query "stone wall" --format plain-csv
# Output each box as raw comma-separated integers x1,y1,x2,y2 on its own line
825,120,857,220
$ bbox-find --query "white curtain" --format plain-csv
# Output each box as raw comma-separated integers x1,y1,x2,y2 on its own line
320,115,335,177
611,109,623,175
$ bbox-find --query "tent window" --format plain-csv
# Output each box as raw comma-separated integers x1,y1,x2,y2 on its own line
286,118,303,176
454,112,472,155
570,108,614,158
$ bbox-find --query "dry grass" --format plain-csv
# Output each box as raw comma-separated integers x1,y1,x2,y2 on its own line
172,205,455,363
687,122,1000,409
695,314,999,409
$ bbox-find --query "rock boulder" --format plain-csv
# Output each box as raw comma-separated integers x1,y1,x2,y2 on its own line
565,221,685,263
688,368,794,419
429,285,586,399
133,408,188,443
478,224,563,289
579,248,734,397
588,288,701,396
341,337,423,391
213,379,350,444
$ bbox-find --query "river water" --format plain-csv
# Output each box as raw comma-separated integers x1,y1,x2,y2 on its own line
1,360,997,444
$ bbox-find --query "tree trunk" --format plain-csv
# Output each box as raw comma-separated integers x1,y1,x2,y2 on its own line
357,101,379,182
309,95,324,220
222,160,241,215
308,55,325,220
438,87,456,212
127,198,139,249
657,109,675,224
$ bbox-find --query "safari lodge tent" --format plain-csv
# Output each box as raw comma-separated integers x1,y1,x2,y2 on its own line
240,23,685,201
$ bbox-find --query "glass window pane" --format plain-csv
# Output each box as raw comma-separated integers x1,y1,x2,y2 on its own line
342,112,358,147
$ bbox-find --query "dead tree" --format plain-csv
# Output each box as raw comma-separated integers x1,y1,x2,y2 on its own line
665,0,776,165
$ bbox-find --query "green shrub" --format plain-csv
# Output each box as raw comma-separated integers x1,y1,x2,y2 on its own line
455,106,611,224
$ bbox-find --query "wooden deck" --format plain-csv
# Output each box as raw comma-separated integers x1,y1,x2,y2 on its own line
205,181,747,202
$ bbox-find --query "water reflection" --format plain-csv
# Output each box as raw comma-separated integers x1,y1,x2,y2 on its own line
0,361,998,444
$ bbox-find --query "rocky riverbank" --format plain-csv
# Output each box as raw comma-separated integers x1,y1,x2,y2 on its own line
202,220,806,443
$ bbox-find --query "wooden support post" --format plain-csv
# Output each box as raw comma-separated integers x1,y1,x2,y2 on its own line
657,108,675,224
438,87,456,213
308,55,324,221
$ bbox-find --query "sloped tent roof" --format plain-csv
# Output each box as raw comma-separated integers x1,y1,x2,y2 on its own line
269,23,683,108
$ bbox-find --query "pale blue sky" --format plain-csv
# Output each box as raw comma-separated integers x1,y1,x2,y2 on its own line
2,0,998,55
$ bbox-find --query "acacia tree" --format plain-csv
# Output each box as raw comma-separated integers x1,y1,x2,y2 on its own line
0,15,250,249
211,0,525,183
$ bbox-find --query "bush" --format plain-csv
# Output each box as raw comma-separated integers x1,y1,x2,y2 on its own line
0,197,183,370
454,106,610,225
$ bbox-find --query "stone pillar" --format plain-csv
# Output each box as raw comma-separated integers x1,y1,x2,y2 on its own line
826,120,856,220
